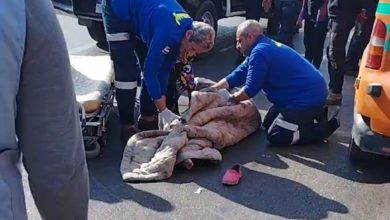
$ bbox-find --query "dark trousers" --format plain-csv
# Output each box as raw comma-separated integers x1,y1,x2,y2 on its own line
102,0,143,125
273,0,300,47
304,20,328,69
140,68,180,117
346,1,378,71
133,44,180,117
327,16,356,94
244,0,262,20
263,105,329,146
103,0,178,124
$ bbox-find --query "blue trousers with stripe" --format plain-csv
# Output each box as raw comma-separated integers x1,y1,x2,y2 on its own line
263,105,329,146
102,0,143,125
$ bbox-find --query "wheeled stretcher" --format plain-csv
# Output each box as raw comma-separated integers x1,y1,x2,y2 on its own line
71,55,115,158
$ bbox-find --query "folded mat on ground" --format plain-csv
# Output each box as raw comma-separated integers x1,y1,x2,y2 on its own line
120,89,261,182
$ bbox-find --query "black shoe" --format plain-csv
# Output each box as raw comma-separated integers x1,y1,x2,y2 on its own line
137,116,158,131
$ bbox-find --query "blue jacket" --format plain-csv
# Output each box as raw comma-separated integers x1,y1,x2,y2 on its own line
111,0,192,100
225,36,328,110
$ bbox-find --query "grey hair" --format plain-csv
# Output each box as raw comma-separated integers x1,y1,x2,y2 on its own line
189,21,216,50
237,20,263,37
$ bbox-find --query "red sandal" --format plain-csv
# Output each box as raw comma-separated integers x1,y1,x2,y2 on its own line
222,164,242,185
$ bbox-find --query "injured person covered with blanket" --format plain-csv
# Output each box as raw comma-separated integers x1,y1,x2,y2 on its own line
120,79,261,182
120,19,340,182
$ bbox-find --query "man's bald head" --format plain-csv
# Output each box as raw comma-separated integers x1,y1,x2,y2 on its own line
237,20,263,38
235,20,263,57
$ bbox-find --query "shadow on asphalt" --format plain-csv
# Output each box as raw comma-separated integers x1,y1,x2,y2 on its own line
85,26,388,218
87,115,175,213
89,175,174,212
168,130,349,219
264,134,390,184
167,129,388,218
193,42,390,185
167,44,388,218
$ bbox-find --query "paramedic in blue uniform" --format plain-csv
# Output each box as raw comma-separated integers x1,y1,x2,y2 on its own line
102,0,215,138
209,20,339,146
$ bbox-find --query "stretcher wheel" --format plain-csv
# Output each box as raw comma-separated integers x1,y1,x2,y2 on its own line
85,141,101,159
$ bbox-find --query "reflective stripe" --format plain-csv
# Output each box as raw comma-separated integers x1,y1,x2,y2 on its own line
114,80,137,90
267,114,281,134
377,2,390,15
172,12,191,25
371,36,385,47
106,33,130,42
274,117,300,144
292,131,300,144
274,118,299,131
267,114,300,144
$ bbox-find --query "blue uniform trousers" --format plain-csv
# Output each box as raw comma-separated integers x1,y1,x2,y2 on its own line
263,105,330,146
102,0,144,125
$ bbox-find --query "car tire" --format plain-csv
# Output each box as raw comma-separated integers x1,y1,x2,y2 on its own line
193,0,219,34
348,137,367,162
87,21,109,51
85,141,101,159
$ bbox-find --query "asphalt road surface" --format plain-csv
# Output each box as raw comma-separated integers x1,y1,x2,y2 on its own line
24,14,390,220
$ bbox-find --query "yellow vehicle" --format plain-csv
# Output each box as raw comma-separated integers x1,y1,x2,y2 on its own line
350,0,390,160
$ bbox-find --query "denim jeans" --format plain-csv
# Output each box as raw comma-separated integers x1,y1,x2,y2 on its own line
273,0,300,47
304,20,328,69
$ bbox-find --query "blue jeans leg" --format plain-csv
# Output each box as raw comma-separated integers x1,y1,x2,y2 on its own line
274,0,300,47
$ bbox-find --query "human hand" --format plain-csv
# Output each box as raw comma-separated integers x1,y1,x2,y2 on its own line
227,95,239,106
155,96,167,113
158,109,180,131
217,89,231,103
357,9,367,23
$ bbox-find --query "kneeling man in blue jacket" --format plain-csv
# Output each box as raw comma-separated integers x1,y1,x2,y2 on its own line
209,20,339,146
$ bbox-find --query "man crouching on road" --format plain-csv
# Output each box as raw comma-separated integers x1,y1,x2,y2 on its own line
207,20,339,146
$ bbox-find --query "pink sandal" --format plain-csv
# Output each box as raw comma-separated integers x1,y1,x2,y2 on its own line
222,164,242,185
